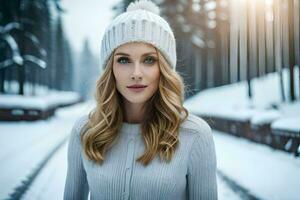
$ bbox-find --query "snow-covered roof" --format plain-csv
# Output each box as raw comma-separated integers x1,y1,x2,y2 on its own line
271,117,300,134
251,110,281,126
0,91,81,110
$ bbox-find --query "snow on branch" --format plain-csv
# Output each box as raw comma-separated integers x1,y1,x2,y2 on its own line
0,59,14,69
23,55,47,69
0,22,46,70
24,32,47,56
0,22,21,33
3,34,23,65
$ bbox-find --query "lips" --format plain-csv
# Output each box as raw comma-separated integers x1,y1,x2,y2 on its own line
127,84,147,92
127,85,147,88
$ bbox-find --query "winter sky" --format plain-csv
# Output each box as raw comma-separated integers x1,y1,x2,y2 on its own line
61,0,121,56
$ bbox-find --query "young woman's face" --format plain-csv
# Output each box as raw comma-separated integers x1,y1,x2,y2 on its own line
113,42,160,105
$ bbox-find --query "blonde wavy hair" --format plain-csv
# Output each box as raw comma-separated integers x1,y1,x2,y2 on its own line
81,46,189,166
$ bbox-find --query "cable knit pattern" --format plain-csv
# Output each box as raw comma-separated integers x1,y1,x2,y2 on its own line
63,114,218,200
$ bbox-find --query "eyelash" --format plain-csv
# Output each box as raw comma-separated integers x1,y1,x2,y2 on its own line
117,56,157,65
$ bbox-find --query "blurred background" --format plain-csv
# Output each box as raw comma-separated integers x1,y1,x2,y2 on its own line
0,0,299,199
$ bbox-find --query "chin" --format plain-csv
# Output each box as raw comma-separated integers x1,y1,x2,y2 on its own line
125,96,149,104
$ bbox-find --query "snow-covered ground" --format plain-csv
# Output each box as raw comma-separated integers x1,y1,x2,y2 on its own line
214,130,300,200
22,141,69,200
0,101,94,199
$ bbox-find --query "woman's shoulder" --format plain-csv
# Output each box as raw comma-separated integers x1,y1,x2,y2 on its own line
180,114,212,136
71,114,89,137
180,114,215,156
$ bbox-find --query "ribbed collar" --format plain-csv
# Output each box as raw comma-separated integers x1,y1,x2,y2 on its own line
120,122,141,136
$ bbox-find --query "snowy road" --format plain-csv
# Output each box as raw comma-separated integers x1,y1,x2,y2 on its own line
1,102,299,200
0,101,93,199
214,131,300,200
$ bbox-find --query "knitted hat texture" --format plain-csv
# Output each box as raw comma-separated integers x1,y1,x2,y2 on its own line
100,0,176,70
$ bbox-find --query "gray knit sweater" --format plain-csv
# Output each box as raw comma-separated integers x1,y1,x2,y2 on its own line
63,114,218,200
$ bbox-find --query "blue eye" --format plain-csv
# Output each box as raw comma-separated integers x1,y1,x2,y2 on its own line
117,57,130,64
144,56,157,64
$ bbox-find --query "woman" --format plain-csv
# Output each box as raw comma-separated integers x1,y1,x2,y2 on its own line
64,0,218,199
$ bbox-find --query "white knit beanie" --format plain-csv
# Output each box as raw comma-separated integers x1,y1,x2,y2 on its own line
100,0,176,70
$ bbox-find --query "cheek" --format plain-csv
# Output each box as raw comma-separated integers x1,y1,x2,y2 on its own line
151,67,160,84
113,66,126,86
148,68,160,91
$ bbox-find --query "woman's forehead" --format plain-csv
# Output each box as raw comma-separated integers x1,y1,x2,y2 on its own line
115,42,156,54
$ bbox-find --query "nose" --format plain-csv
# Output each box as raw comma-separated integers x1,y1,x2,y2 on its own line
131,62,143,80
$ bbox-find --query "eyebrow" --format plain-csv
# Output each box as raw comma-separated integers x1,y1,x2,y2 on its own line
114,52,157,57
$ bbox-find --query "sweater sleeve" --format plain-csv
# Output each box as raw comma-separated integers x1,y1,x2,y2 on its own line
64,116,89,200
187,123,218,200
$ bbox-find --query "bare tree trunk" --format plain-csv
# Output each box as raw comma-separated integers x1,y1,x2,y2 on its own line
17,0,24,95
294,0,300,99
246,0,252,99
274,0,285,102
0,69,5,93
18,64,24,95
279,69,285,101
288,0,295,101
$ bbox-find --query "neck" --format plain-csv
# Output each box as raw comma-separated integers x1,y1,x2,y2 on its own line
123,100,146,123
